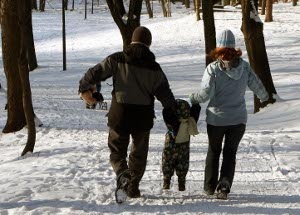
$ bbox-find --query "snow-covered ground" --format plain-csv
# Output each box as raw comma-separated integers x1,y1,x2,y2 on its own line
0,1,299,214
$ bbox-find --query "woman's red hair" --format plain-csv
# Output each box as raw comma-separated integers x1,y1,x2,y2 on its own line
208,47,242,61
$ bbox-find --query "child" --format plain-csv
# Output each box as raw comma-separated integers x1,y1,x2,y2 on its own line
162,99,201,191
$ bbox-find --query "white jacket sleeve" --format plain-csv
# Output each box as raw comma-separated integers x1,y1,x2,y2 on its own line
190,65,215,104
247,66,269,102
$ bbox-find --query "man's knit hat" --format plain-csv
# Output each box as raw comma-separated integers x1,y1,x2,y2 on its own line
131,26,152,47
216,29,235,48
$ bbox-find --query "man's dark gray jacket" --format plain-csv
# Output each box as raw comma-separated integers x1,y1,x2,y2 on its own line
79,44,176,131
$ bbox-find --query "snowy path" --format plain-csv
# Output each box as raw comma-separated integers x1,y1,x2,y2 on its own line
0,115,299,214
0,2,299,214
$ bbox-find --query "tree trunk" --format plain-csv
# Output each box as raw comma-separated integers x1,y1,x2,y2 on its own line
39,0,46,12
223,0,231,6
27,0,38,71
241,0,277,113
1,0,27,133
64,0,69,10
106,0,143,49
18,0,36,156
145,0,153,18
202,0,217,66
195,0,201,21
261,0,266,15
292,0,297,6
1,0,36,155
265,0,273,22
184,0,190,8
32,0,37,10
161,0,168,17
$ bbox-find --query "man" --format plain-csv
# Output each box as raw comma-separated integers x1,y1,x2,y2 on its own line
78,26,178,201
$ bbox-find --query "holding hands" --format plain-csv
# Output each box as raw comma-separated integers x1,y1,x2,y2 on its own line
189,93,199,105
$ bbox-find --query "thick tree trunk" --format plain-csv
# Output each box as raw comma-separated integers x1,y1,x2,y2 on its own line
1,0,36,155
107,0,143,49
1,0,27,133
202,0,217,66
241,0,277,113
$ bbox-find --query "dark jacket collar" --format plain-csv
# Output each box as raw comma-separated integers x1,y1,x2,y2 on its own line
123,44,158,69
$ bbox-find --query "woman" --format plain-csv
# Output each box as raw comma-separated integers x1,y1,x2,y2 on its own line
189,29,269,200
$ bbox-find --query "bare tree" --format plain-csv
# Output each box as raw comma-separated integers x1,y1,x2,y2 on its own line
27,0,38,71
265,0,273,22
241,0,277,112
292,0,297,6
40,0,46,12
161,0,172,17
195,0,201,21
202,0,219,66
1,0,36,156
145,0,153,18
64,0,69,10
106,0,143,48
184,0,190,8
32,0,37,10
261,0,266,15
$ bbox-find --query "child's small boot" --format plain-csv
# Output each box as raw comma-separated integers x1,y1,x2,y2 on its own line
178,179,186,191
163,179,171,190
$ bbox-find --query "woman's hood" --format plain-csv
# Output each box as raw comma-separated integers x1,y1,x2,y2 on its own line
217,58,244,80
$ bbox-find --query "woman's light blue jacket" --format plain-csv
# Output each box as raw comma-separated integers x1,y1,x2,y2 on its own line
190,58,269,126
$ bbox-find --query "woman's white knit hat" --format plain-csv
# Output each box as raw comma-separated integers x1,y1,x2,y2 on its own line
216,29,235,48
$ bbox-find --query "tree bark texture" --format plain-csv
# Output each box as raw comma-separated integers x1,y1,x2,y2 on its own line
195,0,201,21
292,0,297,6
202,0,216,66
32,0,37,10
1,0,36,155
241,0,277,113
27,0,38,71
1,0,27,133
265,0,273,22
261,0,266,15
18,0,36,156
145,0,153,18
39,0,46,12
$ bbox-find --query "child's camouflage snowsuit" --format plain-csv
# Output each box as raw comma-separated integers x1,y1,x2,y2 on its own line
162,99,199,185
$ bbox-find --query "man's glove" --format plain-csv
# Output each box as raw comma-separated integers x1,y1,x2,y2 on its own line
162,107,179,135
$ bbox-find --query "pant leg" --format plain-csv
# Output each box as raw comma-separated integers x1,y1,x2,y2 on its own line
175,141,190,182
204,124,226,192
219,124,246,190
128,130,150,186
108,128,130,176
162,132,176,181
